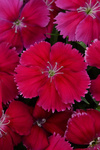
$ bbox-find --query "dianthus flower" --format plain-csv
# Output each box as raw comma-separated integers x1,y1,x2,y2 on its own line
65,109,100,149
0,0,49,53
85,39,100,101
23,104,72,150
0,101,33,150
15,41,90,112
0,43,19,105
55,0,100,45
46,133,73,150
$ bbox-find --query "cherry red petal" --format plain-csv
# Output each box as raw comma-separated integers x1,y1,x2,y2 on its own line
90,75,100,101
43,110,72,136
50,42,87,72
33,104,52,120
20,41,51,68
55,0,78,10
15,65,47,98
0,43,19,73
86,109,100,134
54,70,90,104
0,134,13,150
38,80,70,112
23,125,49,150
6,101,33,135
65,112,95,145
0,72,18,104
20,0,49,27
55,11,85,40
7,128,21,146
0,0,23,21
76,16,99,45
85,39,100,69
21,25,47,49
46,133,73,150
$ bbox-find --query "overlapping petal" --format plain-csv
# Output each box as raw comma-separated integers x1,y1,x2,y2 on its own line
65,112,96,145
90,75,100,101
85,39,100,69
46,133,73,150
23,125,49,150
6,101,33,135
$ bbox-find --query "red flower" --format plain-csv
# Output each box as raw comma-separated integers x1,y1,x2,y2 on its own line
46,133,73,150
0,0,49,53
15,41,90,111
0,101,33,149
85,39,100,101
55,0,100,45
23,104,72,150
0,43,19,105
65,109,100,149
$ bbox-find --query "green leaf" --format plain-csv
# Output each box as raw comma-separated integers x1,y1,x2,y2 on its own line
81,97,90,104
77,41,86,49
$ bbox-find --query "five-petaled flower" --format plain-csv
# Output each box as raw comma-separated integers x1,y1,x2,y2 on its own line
15,41,90,112
55,0,100,45
0,0,49,53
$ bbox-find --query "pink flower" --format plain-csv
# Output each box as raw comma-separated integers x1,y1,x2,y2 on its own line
55,0,100,45
85,39,100,101
0,0,49,53
46,133,73,150
23,104,72,150
0,43,19,106
0,101,33,150
15,41,90,112
65,109,100,149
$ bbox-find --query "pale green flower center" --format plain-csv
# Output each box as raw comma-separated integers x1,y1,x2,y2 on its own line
42,61,63,82
12,17,27,33
77,0,100,19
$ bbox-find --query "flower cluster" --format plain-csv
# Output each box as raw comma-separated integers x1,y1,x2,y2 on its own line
0,0,100,150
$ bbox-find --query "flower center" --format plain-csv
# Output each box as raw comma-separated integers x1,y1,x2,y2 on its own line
36,118,46,127
42,61,63,82
12,17,27,33
77,0,100,19
48,70,55,77
89,137,100,147
0,112,10,137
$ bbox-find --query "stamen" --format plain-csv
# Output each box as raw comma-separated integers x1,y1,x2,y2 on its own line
0,113,10,137
77,1,100,19
47,61,53,69
55,66,63,72
53,62,58,71
12,17,27,33
91,1,99,9
36,118,46,127
48,0,55,6
0,128,7,135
